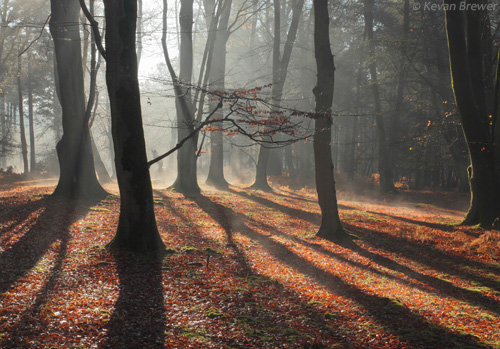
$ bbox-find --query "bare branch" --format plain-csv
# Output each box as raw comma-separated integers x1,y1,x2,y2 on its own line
18,15,50,57
78,0,106,59
148,99,224,167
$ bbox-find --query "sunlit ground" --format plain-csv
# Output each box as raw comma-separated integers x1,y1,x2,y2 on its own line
0,179,499,348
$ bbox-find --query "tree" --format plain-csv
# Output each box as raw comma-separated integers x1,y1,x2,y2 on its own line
164,0,201,194
251,0,304,191
49,0,107,199
363,0,395,193
444,0,500,227
312,0,345,241
17,55,28,174
102,0,165,252
204,0,232,189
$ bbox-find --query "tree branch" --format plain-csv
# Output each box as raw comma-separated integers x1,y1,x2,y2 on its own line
79,0,106,59
147,99,224,168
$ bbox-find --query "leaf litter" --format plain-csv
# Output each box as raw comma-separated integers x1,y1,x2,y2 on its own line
0,182,498,348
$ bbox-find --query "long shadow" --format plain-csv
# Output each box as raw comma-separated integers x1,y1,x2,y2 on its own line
0,195,48,240
190,195,488,348
155,191,354,347
246,186,319,204
229,188,323,223
0,197,92,347
198,194,500,316
105,250,165,348
233,188,500,292
344,222,500,290
0,197,92,295
363,210,470,234
1,231,70,347
154,190,252,276
363,209,483,239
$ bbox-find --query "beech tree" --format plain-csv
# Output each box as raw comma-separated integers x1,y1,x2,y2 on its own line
204,0,232,189
363,0,395,193
102,0,165,252
444,0,500,227
251,0,304,191
312,0,345,241
49,0,107,199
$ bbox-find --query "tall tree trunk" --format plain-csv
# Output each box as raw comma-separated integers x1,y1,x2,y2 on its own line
313,0,345,241
205,0,231,189
103,0,165,252
251,0,304,191
50,0,107,200
168,0,200,194
444,0,500,227
84,0,111,185
364,0,394,193
17,56,28,174
388,0,409,187
28,52,35,173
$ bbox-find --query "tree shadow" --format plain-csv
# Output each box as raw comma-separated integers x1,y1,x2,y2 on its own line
154,190,252,275
344,222,500,291
155,191,353,347
105,250,165,348
363,210,476,235
228,187,354,224
232,188,500,293
189,194,489,348
0,197,92,295
0,197,93,347
0,195,48,240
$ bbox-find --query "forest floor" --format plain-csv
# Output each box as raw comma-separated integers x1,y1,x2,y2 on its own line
0,176,499,348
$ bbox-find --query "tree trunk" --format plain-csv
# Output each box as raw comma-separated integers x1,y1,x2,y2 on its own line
364,0,394,193
17,56,28,174
251,0,304,191
444,1,500,227
312,0,345,241
169,0,201,194
387,0,409,187
205,0,231,189
103,0,165,252
28,53,36,173
50,0,107,200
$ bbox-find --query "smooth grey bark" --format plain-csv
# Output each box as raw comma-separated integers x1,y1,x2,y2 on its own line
205,0,231,189
17,55,28,174
312,0,345,241
163,0,200,194
50,0,107,199
27,52,35,172
251,0,304,191
103,0,165,252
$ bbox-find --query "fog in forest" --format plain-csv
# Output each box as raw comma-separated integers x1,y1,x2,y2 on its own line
0,0,488,197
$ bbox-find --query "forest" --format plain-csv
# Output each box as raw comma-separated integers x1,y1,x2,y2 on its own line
0,0,500,347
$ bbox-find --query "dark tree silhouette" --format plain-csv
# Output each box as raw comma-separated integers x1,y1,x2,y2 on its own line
312,0,346,241
49,0,107,200
102,0,165,252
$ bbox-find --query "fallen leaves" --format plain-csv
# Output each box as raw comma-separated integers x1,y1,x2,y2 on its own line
0,182,499,348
